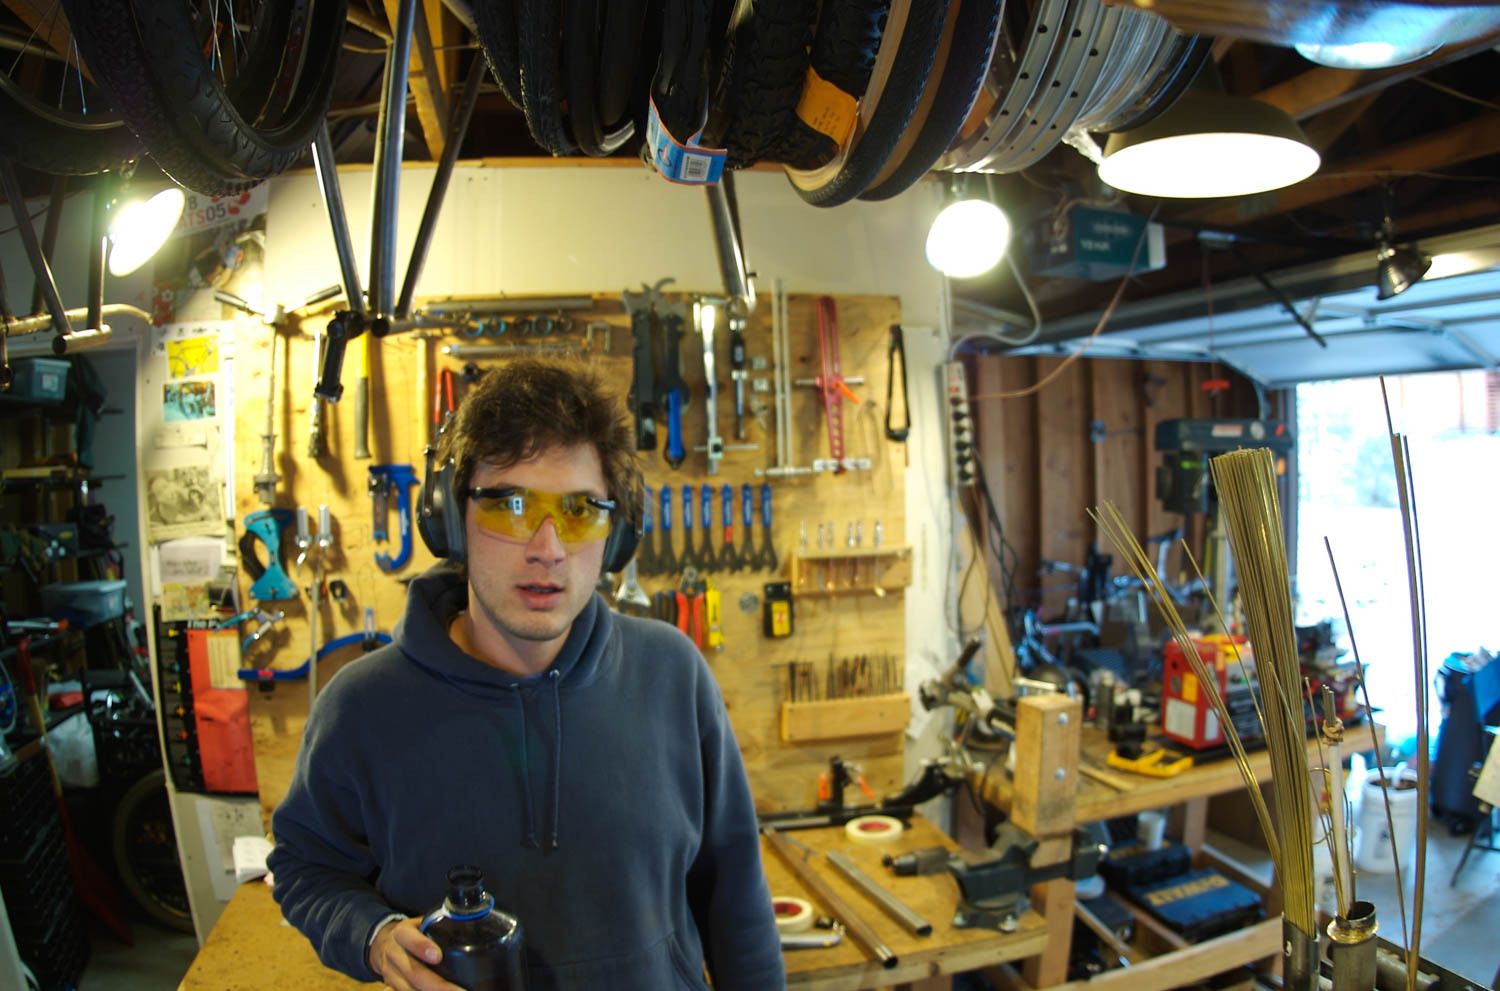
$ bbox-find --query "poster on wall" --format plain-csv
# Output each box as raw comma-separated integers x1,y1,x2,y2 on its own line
145,463,226,541
164,380,217,421
151,186,269,327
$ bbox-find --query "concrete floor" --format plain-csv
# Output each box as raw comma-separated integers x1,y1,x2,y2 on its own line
80,916,198,991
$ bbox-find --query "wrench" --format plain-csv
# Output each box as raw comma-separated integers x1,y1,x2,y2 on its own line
637,485,658,576
614,557,650,615
679,484,702,570
698,483,718,571
658,485,678,574
717,483,740,571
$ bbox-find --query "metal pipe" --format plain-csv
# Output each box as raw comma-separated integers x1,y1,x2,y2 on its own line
441,342,576,358
32,175,65,317
825,850,932,936
0,157,71,338
1328,901,1377,991
425,295,597,315
1283,918,1320,991
87,185,107,332
311,123,366,315
705,176,755,312
397,55,485,317
762,829,897,969
369,0,418,317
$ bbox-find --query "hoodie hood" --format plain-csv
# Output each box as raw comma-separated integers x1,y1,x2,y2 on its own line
393,564,618,849
393,563,616,694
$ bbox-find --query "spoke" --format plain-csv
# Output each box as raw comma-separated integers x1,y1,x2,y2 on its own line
6,1,55,80
209,0,225,80
72,36,86,114
227,0,246,68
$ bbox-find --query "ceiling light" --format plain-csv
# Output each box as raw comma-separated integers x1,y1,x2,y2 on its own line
926,197,1011,279
107,187,185,277
1294,40,1440,70
1376,240,1432,300
1097,90,1321,198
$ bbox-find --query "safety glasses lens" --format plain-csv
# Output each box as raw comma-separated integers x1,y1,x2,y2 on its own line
472,489,611,543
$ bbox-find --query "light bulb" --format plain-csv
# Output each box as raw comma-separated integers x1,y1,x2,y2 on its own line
107,187,186,276
925,198,1010,279
1099,132,1321,199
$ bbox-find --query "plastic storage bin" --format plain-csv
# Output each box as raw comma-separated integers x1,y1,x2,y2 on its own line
40,579,126,627
11,358,69,402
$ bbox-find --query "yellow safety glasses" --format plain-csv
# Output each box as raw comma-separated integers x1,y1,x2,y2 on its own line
467,486,616,544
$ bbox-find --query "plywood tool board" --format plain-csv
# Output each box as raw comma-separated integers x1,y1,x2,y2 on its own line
232,292,908,825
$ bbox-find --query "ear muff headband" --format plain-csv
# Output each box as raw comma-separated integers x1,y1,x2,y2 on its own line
419,447,643,573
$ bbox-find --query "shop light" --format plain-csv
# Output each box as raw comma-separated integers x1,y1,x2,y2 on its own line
107,187,185,277
925,196,1011,279
1376,240,1432,300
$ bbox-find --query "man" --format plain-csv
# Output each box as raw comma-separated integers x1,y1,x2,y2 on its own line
267,359,785,990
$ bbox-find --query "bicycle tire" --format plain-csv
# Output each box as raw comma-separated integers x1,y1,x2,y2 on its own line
473,0,524,109
65,0,346,195
652,0,719,141
775,0,887,170
0,77,141,176
794,0,949,207
518,0,576,154
713,0,819,168
112,769,194,934
1101,32,1210,135
596,0,648,128
862,0,1004,200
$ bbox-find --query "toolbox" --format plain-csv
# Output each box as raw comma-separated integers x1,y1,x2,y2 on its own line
10,357,69,403
1125,867,1263,942
1099,843,1193,889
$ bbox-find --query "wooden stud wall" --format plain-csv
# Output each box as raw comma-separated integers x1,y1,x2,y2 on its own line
233,293,907,825
966,355,1261,618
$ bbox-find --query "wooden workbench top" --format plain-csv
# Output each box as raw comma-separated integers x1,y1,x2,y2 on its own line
980,722,1384,823
181,815,1045,990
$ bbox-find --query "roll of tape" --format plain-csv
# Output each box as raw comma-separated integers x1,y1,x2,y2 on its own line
845,814,904,845
772,896,814,933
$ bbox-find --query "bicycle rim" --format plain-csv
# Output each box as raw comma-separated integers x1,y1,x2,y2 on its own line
112,769,194,934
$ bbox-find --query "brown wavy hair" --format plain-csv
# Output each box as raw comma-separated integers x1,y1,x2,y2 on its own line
437,358,638,520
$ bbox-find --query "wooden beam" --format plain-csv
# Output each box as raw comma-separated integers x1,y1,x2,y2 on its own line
384,0,450,160
1,0,77,70
1172,111,1500,228
1300,92,1381,153
1047,916,1280,991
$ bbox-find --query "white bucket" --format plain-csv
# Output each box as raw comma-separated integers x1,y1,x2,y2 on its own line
1354,766,1420,874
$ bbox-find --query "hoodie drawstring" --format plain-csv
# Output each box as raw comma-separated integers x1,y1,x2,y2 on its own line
510,684,539,849
548,669,562,851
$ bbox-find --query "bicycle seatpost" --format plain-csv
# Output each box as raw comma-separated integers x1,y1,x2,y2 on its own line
315,311,365,403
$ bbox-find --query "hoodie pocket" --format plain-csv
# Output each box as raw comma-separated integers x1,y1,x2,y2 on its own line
666,931,710,991
535,930,708,991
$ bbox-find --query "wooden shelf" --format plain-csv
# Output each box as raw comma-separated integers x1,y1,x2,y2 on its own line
779,692,909,743
789,545,911,597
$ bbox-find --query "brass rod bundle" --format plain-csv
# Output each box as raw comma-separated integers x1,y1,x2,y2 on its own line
1208,448,1317,942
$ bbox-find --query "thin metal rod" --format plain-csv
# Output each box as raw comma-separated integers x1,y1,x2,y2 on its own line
825,850,932,936
87,184,106,331
370,0,418,317
32,174,65,317
762,829,897,969
311,123,366,315
705,175,754,311
397,54,485,317
0,158,71,337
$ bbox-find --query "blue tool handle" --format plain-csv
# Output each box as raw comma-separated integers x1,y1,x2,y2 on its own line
375,465,418,572
701,485,713,529
760,482,773,527
642,486,654,534
682,484,694,531
741,483,753,528
721,484,732,527
661,486,672,532
666,389,685,467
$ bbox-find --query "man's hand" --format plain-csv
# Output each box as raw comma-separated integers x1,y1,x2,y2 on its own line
369,917,463,991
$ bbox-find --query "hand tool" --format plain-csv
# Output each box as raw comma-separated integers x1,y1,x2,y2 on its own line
652,589,677,625
698,484,718,571
729,313,748,440
883,847,953,877
353,333,372,460
704,577,723,651
216,607,285,656
815,296,862,475
432,366,457,433
762,828,898,970
693,298,724,473
751,482,779,572
368,463,418,572
759,280,812,479
614,557,651,615
240,508,298,600
658,485,678,574
659,311,688,468
826,850,932,936
717,484,741,571
254,325,280,504
739,483,754,573
293,506,313,573
1106,746,1194,777
308,321,327,457
780,931,843,950
677,568,708,648
622,281,668,451
678,484,702,570
885,324,910,442
636,485,659,576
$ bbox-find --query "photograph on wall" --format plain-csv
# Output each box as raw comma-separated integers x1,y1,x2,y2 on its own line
161,581,215,622
164,380,217,422
166,335,222,378
151,186,268,326
145,463,226,541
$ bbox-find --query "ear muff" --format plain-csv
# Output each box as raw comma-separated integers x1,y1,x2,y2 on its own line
601,472,644,574
418,447,468,564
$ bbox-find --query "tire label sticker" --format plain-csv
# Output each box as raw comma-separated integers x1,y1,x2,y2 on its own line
795,68,858,148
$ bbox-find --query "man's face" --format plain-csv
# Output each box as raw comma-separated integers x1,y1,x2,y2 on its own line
464,444,610,658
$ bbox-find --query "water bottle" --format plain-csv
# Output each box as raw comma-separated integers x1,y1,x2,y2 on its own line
420,866,528,991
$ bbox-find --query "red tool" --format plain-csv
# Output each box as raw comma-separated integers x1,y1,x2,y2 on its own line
815,297,861,473
432,366,457,431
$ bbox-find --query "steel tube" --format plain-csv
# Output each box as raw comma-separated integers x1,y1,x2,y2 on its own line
0,158,70,338
370,0,418,317
762,829,897,969
397,55,485,317
1283,918,1321,991
1328,901,1378,991
87,185,106,331
825,850,932,936
705,176,755,311
311,123,366,315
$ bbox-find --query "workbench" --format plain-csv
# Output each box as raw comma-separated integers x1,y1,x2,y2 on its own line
973,699,1385,991
179,814,1047,990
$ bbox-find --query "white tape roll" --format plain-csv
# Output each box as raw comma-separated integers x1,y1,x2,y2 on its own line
845,814,904,845
772,896,814,933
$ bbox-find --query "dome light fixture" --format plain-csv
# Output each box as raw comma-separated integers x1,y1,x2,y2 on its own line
1097,61,1320,200
107,186,186,277
925,194,1011,279
1374,189,1431,301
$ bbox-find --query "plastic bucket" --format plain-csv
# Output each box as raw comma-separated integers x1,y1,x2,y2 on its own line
1354,766,1420,874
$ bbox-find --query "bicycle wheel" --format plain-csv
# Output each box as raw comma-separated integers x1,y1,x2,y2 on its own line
473,0,524,109
0,3,140,175
517,0,576,155
112,768,194,934
789,0,950,207
64,0,346,195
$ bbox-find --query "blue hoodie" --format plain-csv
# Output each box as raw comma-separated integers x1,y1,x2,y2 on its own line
267,565,785,990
